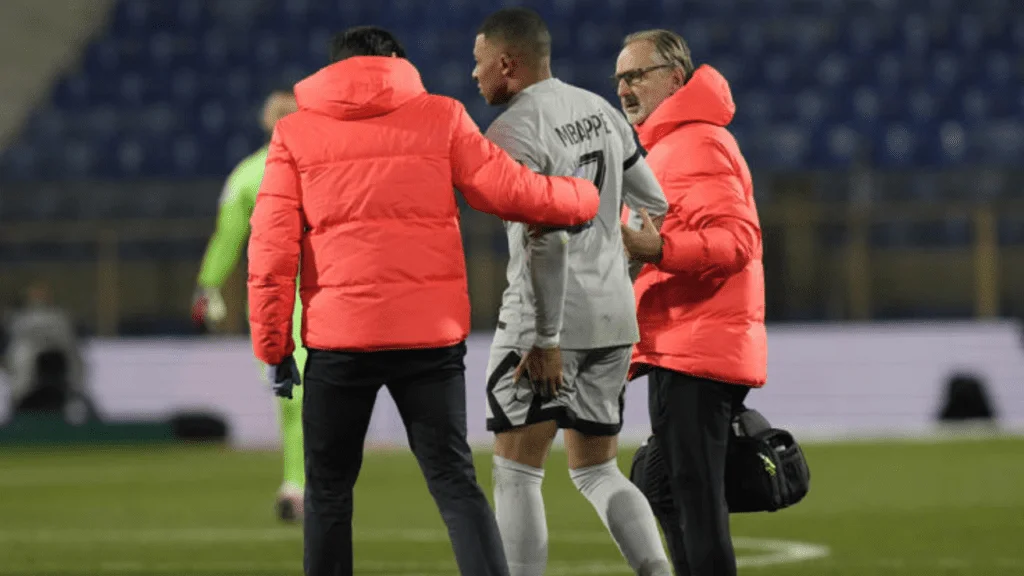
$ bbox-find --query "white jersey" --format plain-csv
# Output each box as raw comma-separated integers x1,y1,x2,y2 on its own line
484,78,667,350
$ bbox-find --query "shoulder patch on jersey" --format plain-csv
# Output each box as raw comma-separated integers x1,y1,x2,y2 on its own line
217,180,236,206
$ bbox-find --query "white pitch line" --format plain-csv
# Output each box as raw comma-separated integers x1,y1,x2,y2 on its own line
2,560,641,576
0,527,628,545
732,537,831,568
6,556,1024,575
0,528,830,572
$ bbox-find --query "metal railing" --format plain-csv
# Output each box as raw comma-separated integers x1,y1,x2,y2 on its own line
1,200,1023,335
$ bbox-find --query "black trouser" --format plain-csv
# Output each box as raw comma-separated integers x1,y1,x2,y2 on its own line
648,368,750,576
301,342,509,576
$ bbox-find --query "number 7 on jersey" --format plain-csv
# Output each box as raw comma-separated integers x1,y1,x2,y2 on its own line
576,150,606,194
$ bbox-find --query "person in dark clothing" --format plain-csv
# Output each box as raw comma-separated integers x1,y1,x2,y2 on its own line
246,26,599,576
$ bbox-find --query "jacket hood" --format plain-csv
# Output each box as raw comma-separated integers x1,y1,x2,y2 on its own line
294,56,426,121
636,65,736,150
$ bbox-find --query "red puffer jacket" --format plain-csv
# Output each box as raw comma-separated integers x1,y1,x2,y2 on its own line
248,57,599,365
625,65,767,387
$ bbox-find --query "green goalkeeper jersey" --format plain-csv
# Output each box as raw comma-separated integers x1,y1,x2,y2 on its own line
197,146,302,341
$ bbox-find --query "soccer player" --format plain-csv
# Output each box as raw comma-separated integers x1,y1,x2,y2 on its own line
472,9,672,576
190,90,304,522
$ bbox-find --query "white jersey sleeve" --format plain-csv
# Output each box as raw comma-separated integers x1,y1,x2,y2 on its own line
486,110,568,348
601,103,668,226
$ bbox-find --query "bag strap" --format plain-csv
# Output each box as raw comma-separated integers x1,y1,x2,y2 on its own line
732,408,772,438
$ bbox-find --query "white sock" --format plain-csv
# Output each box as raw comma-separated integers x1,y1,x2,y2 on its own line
571,458,673,576
492,455,548,576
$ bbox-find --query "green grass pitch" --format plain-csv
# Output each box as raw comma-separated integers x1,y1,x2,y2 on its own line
0,435,1021,575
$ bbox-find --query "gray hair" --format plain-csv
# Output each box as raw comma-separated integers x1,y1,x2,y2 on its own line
623,29,695,81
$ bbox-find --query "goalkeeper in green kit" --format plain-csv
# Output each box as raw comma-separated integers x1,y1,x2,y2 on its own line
190,90,304,522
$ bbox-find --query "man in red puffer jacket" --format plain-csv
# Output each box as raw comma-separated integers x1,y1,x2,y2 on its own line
247,26,599,576
615,29,767,576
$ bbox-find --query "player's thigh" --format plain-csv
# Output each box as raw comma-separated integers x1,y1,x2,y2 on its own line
485,344,559,468
494,421,559,469
563,346,631,470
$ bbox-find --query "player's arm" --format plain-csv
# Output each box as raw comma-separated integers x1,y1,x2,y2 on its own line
197,180,254,290
655,138,760,278
191,162,259,327
247,128,301,367
529,229,570,348
449,101,599,227
610,108,666,280
621,154,669,281
622,154,667,230
485,115,569,350
612,104,667,229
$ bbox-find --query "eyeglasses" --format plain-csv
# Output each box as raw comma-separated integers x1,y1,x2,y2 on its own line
612,64,674,88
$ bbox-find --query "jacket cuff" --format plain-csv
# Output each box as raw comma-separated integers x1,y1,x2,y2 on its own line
658,231,702,272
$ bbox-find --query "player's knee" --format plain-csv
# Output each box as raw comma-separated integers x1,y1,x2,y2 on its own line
493,455,545,492
564,429,618,469
569,457,622,495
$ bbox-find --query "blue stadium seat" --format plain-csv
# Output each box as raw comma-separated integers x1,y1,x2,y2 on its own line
735,90,775,126
874,51,904,87
874,123,921,167
679,19,715,57
175,0,208,30
906,87,940,126
706,55,747,89
841,15,880,56
788,18,830,57
732,20,765,56
982,51,1018,90
1011,14,1024,49
902,13,934,56
795,89,836,126
756,124,810,169
816,52,851,90
849,86,881,125
930,51,964,95
976,121,1024,165
955,14,987,53
59,139,97,178
3,0,1023,185
171,135,200,176
930,121,973,166
760,54,794,89
959,87,993,125
814,124,865,168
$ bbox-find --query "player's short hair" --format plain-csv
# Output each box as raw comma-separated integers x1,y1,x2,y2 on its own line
330,26,407,63
623,29,695,82
478,7,552,63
